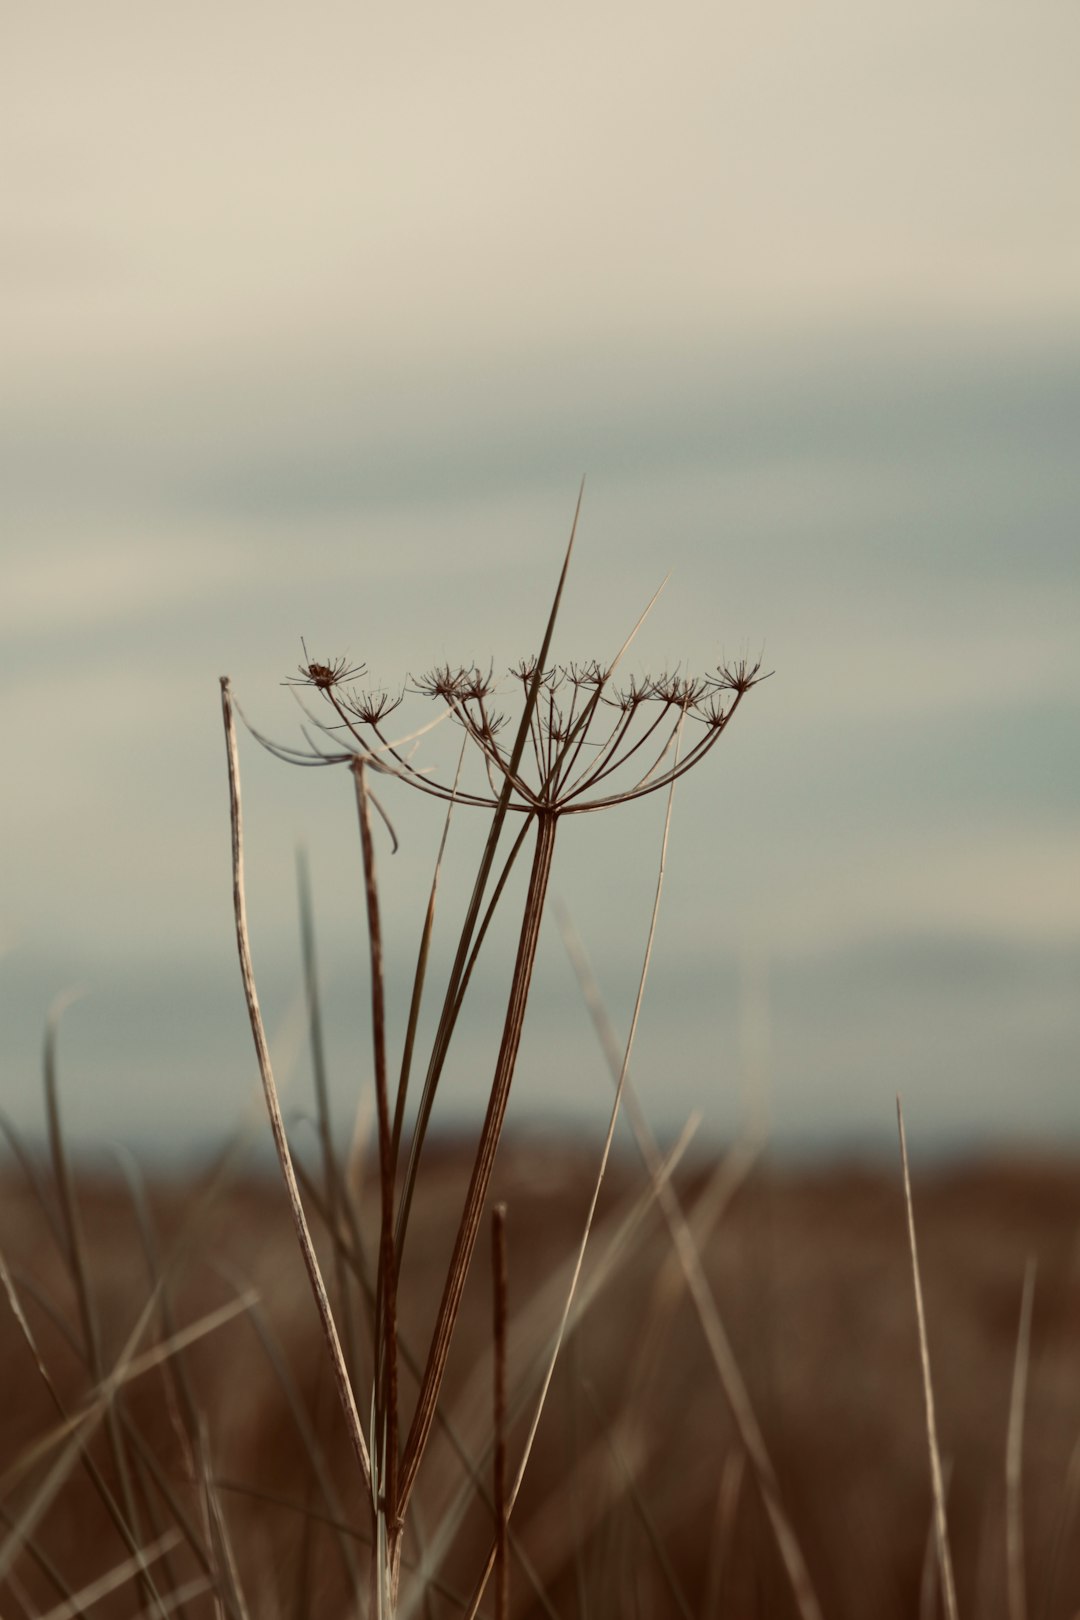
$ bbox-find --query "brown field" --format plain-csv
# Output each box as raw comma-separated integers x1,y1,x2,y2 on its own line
2,1138,1079,1618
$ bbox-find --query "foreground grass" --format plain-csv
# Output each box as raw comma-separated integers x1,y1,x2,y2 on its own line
2,1139,1078,1618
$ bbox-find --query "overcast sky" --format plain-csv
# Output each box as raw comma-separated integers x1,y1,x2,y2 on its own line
3,2,1078,1161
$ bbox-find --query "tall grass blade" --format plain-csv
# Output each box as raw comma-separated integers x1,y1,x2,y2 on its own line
897,1097,960,1620
583,1382,695,1620
109,1143,208,1620
213,1267,366,1591
297,848,361,1396
555,910,821,1620
492,1203,509,1620
42,1004,168,1617
1006,1258,1036,1620
1040,1431,1080,1620
0,1111,66,1257
702,1448,746,1618
197,1419,251,1620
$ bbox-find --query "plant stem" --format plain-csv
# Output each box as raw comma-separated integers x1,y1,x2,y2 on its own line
353,761,402,1602
398,811,558,1516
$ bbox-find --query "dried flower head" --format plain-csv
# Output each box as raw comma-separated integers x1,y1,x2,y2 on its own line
651,672,709,709
262,637,767,822
713,655,769,695
341,688,405,726
284,639,366,692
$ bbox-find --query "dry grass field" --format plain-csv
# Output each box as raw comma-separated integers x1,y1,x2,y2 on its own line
3,1137,1078,1618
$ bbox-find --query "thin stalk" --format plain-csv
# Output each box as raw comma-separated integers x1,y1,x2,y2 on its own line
398,810,558,1516
492,1204,509,1620
43,996,164,1619
352,759,401,1598
219,679,373,1507
197,1421,250,1620
1006,1259,1036,1620
297,850,361,1399
106,1149,208,1620
547,907,823,1620
583,1383,695,1620
897,1097,960,1620
0,1112,66,1259
390,737,467,1178
211,1259,365,1595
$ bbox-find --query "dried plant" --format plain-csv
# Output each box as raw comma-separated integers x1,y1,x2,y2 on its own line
219,510,767,1613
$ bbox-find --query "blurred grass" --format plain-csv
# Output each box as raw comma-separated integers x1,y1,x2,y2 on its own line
2,1137,1079,1617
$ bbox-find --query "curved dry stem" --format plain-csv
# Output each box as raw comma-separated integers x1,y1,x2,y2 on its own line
219,679,372,1505
898,1098,960,1620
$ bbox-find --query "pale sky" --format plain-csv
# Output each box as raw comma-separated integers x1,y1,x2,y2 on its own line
3,3,1078,1158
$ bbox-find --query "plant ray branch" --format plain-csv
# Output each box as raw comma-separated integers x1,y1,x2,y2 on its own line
543,572,670,799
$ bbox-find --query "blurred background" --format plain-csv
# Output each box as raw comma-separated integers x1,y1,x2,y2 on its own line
3,1,1078,1160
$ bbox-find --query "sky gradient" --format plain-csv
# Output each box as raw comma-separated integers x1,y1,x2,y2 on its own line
3,3,1078,1159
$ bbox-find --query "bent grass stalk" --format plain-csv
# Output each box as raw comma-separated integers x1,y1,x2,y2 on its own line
898,1096,960,1620
1006,1258,1036,1620
219,679,373,1509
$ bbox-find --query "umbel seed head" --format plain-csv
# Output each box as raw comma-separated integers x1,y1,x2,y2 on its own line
257,640,769,820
